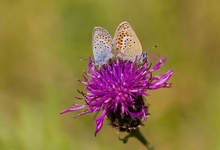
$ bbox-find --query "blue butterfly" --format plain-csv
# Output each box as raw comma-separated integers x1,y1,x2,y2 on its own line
92,27,113,65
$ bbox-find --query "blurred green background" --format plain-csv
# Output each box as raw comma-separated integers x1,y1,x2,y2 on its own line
1,0,220,150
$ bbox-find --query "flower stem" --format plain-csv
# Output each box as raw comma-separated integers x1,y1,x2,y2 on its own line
119,128,154,150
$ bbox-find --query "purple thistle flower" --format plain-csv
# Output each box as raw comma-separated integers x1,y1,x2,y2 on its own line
61,53,173,136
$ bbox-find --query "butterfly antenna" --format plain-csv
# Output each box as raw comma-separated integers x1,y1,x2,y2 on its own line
80,58,88,61
149,45,158,51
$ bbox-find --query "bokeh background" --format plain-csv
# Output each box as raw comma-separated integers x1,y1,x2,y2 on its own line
1,0,220,150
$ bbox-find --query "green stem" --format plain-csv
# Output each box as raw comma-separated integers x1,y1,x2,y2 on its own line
119,128,154,150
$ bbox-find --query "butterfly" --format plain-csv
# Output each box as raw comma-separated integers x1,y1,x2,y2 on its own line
92,21,144,65
92,27,114,65
113,21,143,61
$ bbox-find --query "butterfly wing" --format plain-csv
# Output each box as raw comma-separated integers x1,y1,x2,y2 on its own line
92,27,113,65
113,21,142,61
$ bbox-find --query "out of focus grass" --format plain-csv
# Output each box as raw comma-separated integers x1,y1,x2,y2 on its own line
0,0,220,150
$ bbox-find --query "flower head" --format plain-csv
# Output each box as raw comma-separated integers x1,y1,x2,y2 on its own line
61,53,173,136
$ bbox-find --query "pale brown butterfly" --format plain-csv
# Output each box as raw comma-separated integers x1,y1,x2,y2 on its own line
113,21,143,61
